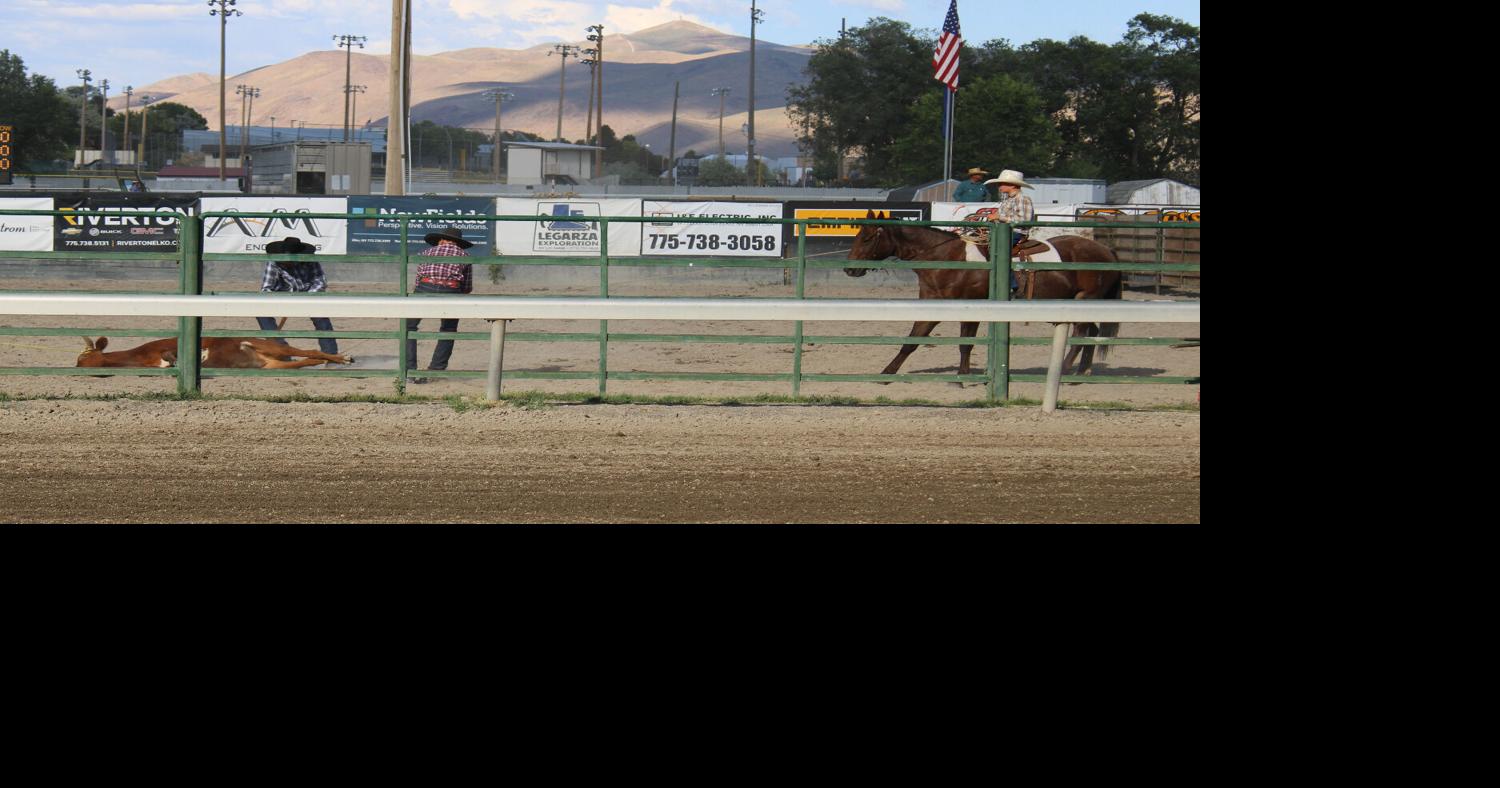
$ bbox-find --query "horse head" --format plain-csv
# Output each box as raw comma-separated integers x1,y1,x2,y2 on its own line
845,210,896,277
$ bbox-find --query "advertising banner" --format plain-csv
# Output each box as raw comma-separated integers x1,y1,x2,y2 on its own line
200,197,349,255
347,196,494,256
0,197,54,251
641,201,783,257
780,201,929,260
53,193,197,252
494,198,643,257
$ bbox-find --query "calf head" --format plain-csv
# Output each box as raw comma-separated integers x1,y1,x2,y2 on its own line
76,337,108,367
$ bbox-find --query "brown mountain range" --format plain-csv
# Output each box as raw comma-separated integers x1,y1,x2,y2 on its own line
111,21,812,159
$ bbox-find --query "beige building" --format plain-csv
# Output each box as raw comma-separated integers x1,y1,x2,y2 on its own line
504,141,603,186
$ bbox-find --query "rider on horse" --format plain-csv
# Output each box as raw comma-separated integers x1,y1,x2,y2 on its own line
985,169,1036,293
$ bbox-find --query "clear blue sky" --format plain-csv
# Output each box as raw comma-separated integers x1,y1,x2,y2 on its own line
3,1,1200,93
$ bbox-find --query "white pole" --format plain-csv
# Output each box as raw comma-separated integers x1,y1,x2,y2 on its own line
1043,322,1071,414
486,319,507,400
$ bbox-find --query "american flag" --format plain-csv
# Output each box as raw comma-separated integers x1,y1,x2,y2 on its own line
933,0,962,91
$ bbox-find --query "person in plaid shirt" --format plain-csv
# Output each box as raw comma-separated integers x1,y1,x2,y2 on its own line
984,170,1037,293
405,226,475,383
258,236,339,355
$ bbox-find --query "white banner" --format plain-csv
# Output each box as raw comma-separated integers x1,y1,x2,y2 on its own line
0,198,54,251
201,197,349,255
641,201,783,257
494,198,643,257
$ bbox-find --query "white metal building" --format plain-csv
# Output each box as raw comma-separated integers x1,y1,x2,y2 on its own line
1106,179,1200,205
504,141,603,186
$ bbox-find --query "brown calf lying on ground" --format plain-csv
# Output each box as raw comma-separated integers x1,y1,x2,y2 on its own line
77,336,354,369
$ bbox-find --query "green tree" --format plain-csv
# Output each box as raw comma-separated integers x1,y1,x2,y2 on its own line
787,18,935,184
0,50,75,168
890,74,1060,186
696,157,746,186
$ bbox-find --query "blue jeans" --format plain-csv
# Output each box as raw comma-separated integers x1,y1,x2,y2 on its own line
1009,232,1024,291
406,318,460,371
258,316,338,355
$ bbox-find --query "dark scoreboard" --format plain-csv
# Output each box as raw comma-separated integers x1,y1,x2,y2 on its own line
0,123,12,185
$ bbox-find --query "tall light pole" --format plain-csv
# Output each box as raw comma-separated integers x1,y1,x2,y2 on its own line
482,89,515,182
711,87,731,158
269,115,276,141
209,0,242,181
122,85,134,163
548,44,580,143
748,1,764,186
75,69,91,168
334,34,367,142
587,25,604,173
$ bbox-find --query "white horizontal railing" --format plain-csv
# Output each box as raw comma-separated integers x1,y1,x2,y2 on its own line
0,294,1200,413
0,294,1200,325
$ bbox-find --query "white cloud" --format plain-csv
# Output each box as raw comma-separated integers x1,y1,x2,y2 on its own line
605,1,709,32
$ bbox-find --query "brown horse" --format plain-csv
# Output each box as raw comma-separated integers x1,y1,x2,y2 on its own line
845,212,1122,379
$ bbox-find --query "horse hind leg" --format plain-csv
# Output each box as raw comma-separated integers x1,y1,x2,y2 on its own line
954,321,980,386
881,321,941,378
1066,324,1101,380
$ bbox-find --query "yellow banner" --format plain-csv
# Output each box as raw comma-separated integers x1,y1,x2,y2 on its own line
793,209,922,237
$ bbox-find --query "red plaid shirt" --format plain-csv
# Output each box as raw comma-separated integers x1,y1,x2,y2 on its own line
415,241,473,293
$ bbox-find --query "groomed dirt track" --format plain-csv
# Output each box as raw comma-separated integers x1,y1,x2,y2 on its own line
0,399,1198,523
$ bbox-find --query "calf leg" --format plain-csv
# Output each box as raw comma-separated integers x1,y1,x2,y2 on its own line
239,339,351,365
256,355,343,370
881,321,941,376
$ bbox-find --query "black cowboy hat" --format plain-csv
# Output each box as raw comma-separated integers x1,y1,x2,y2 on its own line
424,226,474,249
265,236,319,255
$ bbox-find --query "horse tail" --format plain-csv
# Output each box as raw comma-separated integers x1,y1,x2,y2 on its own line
1097,267,1123,362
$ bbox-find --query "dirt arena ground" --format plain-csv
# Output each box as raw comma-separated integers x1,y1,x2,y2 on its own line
0,399,1199,524
2,269,1198,524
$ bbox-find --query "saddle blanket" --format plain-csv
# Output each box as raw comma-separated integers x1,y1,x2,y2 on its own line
964,239,1062,263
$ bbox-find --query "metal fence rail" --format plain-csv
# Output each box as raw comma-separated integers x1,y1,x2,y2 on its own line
0,208,1201,402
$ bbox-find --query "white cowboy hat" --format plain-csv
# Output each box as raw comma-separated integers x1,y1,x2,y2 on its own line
984,169,1032,189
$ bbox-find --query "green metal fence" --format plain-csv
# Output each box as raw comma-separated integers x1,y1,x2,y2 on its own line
0,207,1201,400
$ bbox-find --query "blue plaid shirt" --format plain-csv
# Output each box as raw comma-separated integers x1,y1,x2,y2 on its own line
261,260,327,293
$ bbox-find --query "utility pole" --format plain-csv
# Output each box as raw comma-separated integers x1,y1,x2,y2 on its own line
711,87,731,158
209,0,242,182
135,94,153,177
587,25,604,174
347,85,366,139
749,1,765,186
482,89,515,182
98,79,110,164
668,81,679,186
548,44,580,143
75,69,91,168
122,85,133,163
334,34,367,142
385,0,409,195
269,115,276,141
232,83,247,166
581,49,598,146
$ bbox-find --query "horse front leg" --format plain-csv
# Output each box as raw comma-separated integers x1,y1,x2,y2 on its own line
881,321,941,377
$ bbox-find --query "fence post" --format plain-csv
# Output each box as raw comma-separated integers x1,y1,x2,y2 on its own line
176,213,202,396
1042,322,1070,414
597,218,609,397
793,220,806,398
486,319,507,401
988,221,1012,402
397,216,409,392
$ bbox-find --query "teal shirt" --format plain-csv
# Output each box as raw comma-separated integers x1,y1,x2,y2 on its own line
952,180,991,202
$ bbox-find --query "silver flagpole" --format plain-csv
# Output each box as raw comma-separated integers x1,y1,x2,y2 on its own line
945,88,956,200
